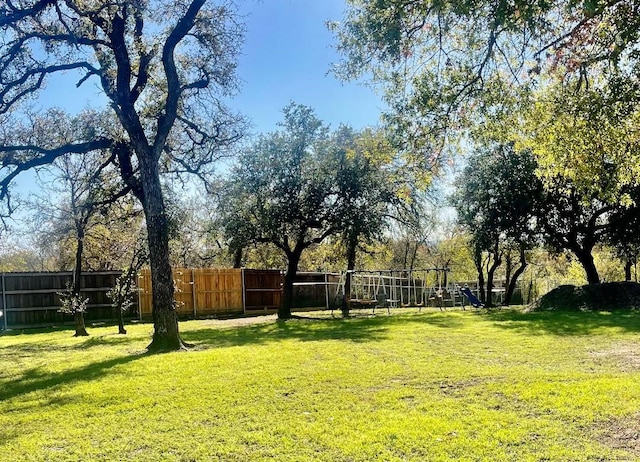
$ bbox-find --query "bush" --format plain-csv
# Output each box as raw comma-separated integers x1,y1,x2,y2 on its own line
529,282,640,312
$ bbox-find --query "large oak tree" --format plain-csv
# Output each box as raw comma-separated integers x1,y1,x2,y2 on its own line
0,0,245,350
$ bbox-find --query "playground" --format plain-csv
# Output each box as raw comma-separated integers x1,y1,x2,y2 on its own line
336,268,486,313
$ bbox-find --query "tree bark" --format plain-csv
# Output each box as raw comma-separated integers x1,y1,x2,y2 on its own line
474,246,486,304
117,272,129,335
232,246,243,269
504,246,527,305
486,249,502,308
72,231,89,337
139,156,185,351
280,247,302,320
117,307,127,335
342,234,358,317
625,259,633,282
574,247,600,285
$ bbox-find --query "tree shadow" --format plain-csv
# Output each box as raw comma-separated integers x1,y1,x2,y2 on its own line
182,310,467,348
480,308,640,336
0,353,145,405
182,315,389,348
0,331,143,357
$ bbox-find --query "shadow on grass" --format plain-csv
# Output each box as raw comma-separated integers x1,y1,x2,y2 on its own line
0,331,143,357
0,310,469,406
0,353,145,405
182,309,467,348
481,308,640,336
183,315,388,347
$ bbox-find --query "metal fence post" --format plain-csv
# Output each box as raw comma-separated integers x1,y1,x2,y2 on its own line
324,271,330,310
192,268,197,318
2,272,7,331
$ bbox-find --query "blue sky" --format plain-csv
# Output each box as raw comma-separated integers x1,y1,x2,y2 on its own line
43,0,383,134
231,0,384,133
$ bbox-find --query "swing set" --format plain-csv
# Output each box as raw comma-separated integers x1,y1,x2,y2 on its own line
334,268,465,314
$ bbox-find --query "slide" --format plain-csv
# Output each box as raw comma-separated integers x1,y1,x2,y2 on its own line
461,286,484,308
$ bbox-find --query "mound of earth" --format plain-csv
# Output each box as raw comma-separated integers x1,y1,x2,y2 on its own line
529,282,640,312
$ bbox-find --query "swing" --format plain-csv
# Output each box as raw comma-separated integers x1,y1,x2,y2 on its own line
428,269,451,310
350,272,377,306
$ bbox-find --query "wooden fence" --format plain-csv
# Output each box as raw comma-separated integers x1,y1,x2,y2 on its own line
293,272,341,310
137,268,282,319
0,271,123,329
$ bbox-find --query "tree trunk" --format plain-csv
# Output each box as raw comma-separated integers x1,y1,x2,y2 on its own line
473,246,486,304
280,248,302,319
232,246,243,269
73,232,89,337
486,244,502,308
117,307,127,335
625,258,633,282
140,157,185,351
504,246,527,306
574,247,600,285
342,234,357,317
504,251,513,295
117,272,129,335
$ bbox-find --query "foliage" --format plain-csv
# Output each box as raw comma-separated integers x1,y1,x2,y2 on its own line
332,0,640,147
514,80,640,206
453,144,540,250
56,282,89,315
3,311,640,460
452,143,541,303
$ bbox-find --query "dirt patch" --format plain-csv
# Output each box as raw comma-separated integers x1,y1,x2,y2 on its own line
590,344,640,372
198,313,279,328
596,413,640,457
529,282,640,312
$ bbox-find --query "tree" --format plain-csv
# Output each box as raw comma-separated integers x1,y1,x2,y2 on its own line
331,126,419,316
608,186,640,282
0,1,245,350
219,104,342,319
31,144,128,336
515,81,640,284
452,144,542,305
108,228,148,334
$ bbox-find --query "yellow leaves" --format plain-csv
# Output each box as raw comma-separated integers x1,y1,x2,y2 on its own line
508,82,640,204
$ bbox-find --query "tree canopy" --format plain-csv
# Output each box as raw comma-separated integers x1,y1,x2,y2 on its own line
453,143,542,304
332,0,640,149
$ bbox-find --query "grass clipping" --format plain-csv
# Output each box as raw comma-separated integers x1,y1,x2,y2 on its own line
530,282,640,312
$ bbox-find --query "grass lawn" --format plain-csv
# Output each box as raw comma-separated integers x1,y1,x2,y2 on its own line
1,308,640,461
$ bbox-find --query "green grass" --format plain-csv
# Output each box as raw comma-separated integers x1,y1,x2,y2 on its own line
2,308,640,461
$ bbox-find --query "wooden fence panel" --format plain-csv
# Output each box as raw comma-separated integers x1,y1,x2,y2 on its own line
137,268,278,319
243,269,282,312
1,271,122,328
193,268,243,316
